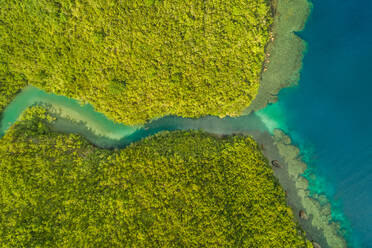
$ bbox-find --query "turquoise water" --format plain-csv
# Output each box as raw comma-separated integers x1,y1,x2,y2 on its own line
0,86,269,148
0,86,138,141
259,0,372,246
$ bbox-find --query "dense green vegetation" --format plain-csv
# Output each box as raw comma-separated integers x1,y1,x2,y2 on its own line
0,0,272,124
0,107,311,247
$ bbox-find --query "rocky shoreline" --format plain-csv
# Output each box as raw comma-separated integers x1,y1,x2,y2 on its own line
249,129,347,248
242,0,348,246
244,0,311,115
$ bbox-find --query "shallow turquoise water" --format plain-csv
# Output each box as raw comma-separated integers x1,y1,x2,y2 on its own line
0,86,138,141
258,0,372,246
0,86,269,148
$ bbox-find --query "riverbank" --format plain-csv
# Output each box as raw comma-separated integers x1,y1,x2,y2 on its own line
244,0,311,114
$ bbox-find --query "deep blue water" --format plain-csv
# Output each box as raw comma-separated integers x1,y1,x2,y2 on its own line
267,0,372,246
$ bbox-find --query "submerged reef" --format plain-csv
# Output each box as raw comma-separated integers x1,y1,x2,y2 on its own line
243,0,348,245
272,130,347,248
245,0,311,114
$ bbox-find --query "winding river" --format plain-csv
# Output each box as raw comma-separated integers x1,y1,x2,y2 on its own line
0,86,270,148
1,0,371,247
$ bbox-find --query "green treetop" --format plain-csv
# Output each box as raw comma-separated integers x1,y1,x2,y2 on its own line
0,0,272,124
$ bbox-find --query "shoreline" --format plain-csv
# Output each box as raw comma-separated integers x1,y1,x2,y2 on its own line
244,0,348,246
244,0,311,115
246,128,347,248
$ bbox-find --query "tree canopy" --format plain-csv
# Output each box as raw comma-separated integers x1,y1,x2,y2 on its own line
0,107,311,247
0,0,272,124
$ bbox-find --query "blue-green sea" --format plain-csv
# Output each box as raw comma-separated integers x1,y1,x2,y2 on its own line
259,0,372,246
1,0,371,246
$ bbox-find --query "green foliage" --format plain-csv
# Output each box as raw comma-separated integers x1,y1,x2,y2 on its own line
0,0,272,124
0,108,312,247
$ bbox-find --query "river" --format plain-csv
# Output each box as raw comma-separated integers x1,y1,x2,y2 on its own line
1,0,371,246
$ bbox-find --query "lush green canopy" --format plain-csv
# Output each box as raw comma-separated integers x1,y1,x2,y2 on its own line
0,107,311,247
0,0,272,124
